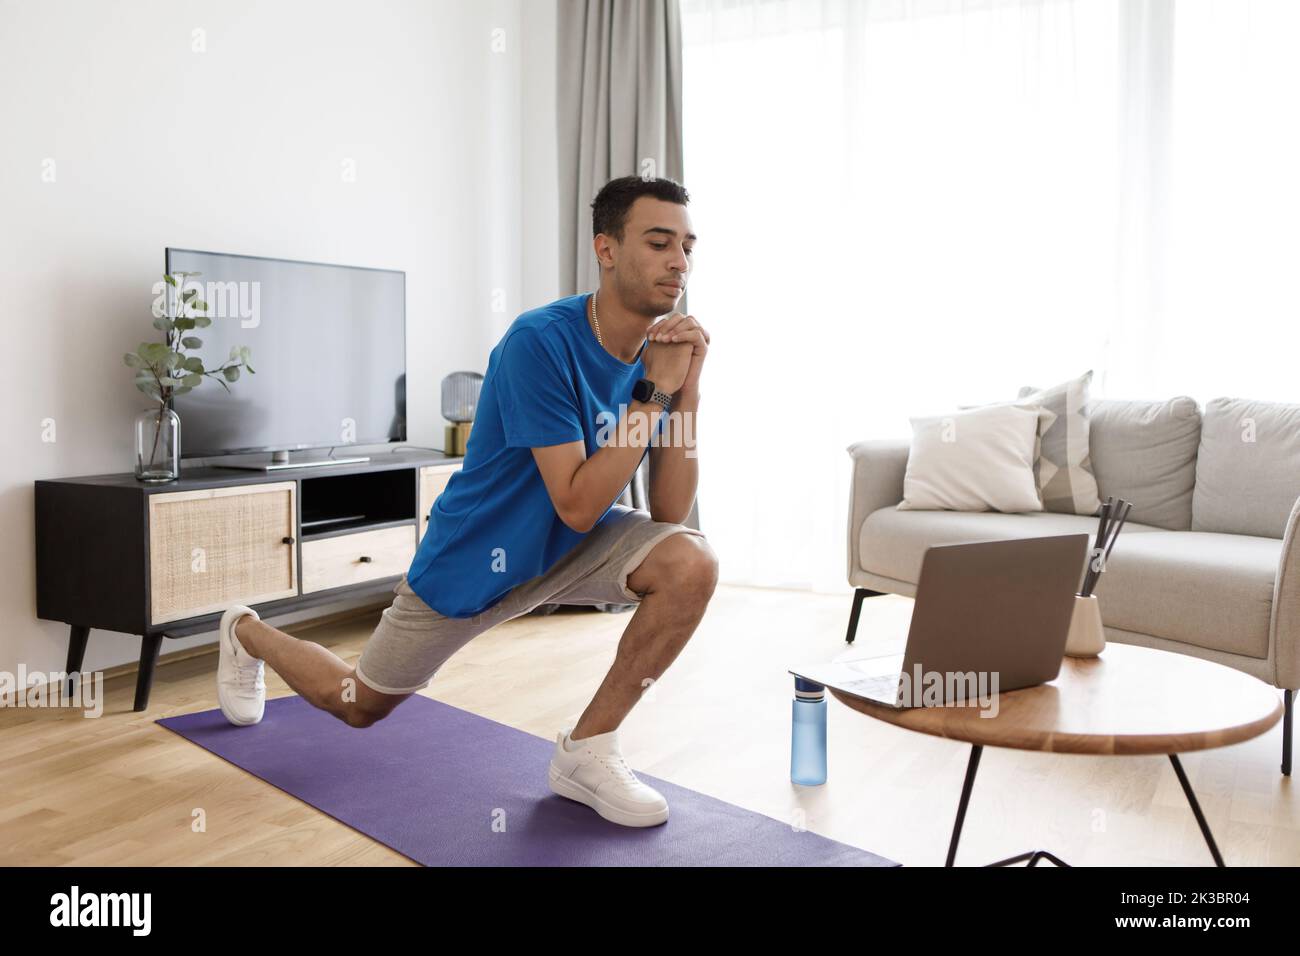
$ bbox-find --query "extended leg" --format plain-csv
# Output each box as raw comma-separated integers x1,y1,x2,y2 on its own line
233,616,409,728
570,533,719,740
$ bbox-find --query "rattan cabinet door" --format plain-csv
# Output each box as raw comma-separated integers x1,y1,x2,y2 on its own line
148,482,298,625
417,464,460,543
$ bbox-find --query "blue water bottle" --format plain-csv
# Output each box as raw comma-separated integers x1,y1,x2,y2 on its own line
790,677,827,785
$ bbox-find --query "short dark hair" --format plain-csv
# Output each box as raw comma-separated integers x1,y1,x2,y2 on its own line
591,175,690,241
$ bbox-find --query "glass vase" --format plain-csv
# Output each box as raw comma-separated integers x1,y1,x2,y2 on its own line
135,404,180,482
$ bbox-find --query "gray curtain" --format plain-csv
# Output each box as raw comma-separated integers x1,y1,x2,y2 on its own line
540,0,696,614
557,0,685,298
555,0,697,531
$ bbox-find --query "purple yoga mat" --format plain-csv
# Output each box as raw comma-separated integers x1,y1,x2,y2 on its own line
157,694,897,867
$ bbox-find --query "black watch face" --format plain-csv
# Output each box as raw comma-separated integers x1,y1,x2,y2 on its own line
632,378,654,402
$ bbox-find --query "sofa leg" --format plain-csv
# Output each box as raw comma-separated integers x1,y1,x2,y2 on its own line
845,588,883,644
1284,690,1294,777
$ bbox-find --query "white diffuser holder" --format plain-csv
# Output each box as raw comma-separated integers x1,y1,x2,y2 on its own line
1064,594,1106,658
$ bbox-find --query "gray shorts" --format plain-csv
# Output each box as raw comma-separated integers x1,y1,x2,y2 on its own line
354,507,706,695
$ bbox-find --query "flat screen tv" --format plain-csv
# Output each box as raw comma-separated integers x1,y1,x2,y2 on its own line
165,248,406,461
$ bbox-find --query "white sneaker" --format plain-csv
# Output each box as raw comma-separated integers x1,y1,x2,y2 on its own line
217,605,265,726
548,727,669,827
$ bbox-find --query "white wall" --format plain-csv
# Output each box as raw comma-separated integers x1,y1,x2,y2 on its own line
0,0,559,681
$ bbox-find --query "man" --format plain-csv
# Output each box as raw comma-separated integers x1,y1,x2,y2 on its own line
214,175,717,828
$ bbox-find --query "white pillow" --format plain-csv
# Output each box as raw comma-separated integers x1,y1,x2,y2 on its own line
898,404,1044,513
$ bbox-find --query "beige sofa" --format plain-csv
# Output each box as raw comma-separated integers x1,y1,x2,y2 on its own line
846,396,1300,773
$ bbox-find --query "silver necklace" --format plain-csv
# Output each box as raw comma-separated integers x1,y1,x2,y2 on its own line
590,291,603,347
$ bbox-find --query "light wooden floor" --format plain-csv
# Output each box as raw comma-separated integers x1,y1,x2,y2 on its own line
4,584,1299,866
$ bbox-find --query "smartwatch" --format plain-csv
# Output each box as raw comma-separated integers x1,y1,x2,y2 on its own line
632,377,673,412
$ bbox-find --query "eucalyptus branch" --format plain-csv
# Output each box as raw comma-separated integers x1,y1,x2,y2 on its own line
127,270,253,409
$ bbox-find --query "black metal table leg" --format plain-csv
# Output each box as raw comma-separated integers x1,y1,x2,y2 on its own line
946,744,1071,867
987,849,1070,867
945,744,983,866
942,749,1227,866
1169,754,1225,867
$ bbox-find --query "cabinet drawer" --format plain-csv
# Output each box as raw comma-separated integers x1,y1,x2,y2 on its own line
149,482,297,626
418,463,460,543
301,526,416,594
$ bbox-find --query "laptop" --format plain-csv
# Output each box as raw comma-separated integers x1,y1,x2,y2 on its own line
790,534,1089,708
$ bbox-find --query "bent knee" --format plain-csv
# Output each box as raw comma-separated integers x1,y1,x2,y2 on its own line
652,533,719,598
344,708,383,729
345,702,403,729
687,536,720,592
342,677,410,728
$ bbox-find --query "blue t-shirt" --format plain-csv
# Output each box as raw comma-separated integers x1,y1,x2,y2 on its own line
406,292,652,618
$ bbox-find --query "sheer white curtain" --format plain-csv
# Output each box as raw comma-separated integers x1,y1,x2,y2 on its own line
680,0,1300,593
1112,0,1300,401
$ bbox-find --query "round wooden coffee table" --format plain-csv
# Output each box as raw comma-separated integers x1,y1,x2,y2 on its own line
828,643,1283,866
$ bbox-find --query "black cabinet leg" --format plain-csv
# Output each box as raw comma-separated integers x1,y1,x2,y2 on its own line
1169,754,1225,867
64,625,90,698
134,633,165,712
1284,690,1293,776
845,588,882,644
946,744,983,866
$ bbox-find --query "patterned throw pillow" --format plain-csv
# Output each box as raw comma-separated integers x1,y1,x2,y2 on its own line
1017,371,1102,516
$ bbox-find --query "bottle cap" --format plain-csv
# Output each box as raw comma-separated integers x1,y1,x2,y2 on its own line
794,676,825,699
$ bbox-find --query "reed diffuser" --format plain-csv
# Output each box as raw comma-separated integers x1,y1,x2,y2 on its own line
1065,496,1133,657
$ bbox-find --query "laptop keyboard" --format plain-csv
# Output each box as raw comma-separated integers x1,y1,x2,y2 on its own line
841,673,901,701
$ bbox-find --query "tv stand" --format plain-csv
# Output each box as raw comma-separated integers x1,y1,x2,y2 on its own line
35,449,462,711
214,448,372,472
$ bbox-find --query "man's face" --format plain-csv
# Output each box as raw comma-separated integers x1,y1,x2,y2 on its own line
600,196,695,318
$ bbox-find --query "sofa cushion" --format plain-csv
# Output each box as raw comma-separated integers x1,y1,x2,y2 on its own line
1017,370,1102,516
1192,397,1300,539
1088,397,1201,531
1095,532,1279,658
858,507,1163,585
857,509,1279,660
